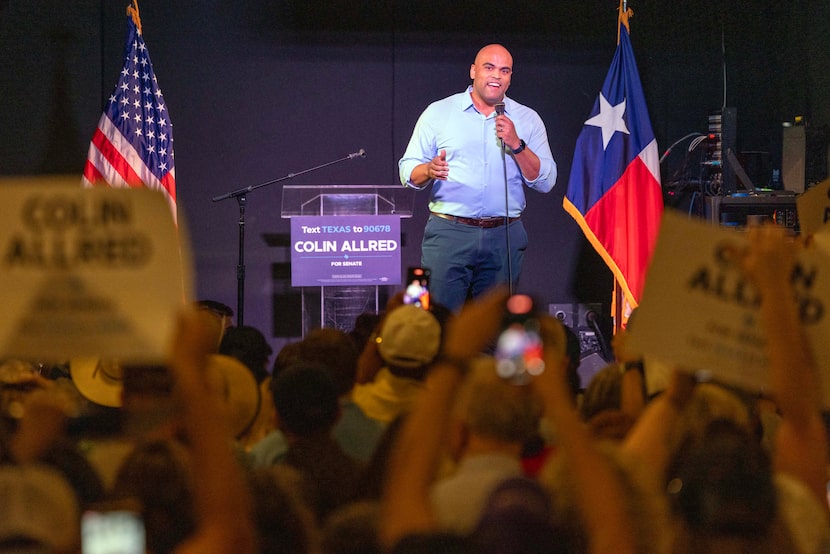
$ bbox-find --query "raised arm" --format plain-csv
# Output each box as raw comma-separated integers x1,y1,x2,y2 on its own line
622,367,696,474
169,308,258,554
532,315,638,554
378,286,508,549
739,224,829,509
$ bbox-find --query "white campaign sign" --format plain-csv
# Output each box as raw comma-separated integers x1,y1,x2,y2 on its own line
796,177,830,237
0,183,193,363
628,209,830,407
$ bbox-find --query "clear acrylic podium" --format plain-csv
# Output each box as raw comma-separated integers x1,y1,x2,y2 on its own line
281,185,414,335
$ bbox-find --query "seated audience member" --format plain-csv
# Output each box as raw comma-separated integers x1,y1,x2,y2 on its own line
219,325,276,450
348,312,383,358
249,464,319,554
3,309,257,554
0,464,81,553
195,299,235,346
354,293,452,387
250,328,385,465
271,363,364,523
0,359,105,508
379,288,640,553
294,328,385,463
247,341,304,467
219,325,272,385
431,357,543,534
538,430,670,553
321,500,383,554
354,294,407,386
71,360,181,490
196,299,234,325
70,305,229,491
354,414,408,501
205,353,262,449
578,363,636,442
352,305,443,424
110,438,196,554
472,476,573,554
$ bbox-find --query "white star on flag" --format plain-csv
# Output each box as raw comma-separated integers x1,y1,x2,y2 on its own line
584,93,630,150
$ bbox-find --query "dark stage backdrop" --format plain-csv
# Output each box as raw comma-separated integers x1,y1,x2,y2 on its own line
2,0,828,353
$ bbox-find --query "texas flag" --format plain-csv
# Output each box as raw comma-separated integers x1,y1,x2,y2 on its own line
563,13,663,311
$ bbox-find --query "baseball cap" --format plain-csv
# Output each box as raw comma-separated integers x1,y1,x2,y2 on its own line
376,305,441,369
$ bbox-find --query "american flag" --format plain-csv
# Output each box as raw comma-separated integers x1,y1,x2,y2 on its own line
83,6,176,222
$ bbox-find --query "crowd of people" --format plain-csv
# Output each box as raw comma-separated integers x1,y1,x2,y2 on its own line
1,223,829,553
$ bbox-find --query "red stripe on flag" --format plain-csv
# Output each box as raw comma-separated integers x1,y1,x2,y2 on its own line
90,127,144,187
82,159,105,185
160,171,177,202
584,155,663,302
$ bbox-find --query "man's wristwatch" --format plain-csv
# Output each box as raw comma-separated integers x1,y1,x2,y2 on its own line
511,139,526,155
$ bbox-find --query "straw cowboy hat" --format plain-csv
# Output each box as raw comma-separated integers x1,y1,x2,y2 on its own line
204,354,262,440
71,357,125,408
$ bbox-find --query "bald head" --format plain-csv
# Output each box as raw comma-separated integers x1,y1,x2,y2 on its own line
474,44,512,67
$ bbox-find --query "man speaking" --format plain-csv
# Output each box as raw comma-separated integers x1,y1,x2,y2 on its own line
398,43,557,311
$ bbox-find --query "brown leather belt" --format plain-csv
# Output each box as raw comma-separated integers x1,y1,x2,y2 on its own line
436,212,519,229
430,212,520,229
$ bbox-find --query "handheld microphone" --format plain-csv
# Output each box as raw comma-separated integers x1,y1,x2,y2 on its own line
494,103,506,148
348,149,367,159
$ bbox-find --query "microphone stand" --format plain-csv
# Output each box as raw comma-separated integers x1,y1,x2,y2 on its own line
211,149,366,326
494,103,514,296
500,143,513,296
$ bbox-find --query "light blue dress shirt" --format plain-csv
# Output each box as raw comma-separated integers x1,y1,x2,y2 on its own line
399,86,557,218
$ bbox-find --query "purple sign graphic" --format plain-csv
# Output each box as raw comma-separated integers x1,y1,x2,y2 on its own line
290,215,402,287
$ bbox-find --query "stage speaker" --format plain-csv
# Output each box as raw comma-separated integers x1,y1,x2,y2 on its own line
549,303,613,388
549,303,577,329
783,123,806,193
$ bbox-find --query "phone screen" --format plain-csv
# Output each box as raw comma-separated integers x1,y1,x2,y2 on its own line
403,267,430,309
81,510,145,554
494,294,545,384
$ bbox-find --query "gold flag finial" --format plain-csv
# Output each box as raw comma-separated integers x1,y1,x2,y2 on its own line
127,0,142,35
618,0,633,43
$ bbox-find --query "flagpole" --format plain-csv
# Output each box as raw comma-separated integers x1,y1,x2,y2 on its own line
127,0,142,35
615,0,632,332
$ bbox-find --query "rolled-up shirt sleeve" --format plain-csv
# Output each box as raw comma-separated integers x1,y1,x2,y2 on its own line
520,114,557,193
398,110,436,189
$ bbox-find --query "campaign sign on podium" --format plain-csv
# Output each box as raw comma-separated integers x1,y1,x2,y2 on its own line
290,215,401,286
281,185,413,334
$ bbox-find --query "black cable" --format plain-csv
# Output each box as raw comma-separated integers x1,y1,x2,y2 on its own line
501,143,513,296
495,103,513,296
586,310,613,362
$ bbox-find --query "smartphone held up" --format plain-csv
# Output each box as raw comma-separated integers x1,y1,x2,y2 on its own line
495,294,545,385
81,509,145,554
403,267,430,309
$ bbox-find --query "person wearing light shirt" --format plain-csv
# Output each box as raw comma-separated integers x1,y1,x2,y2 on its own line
399,43,557,311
